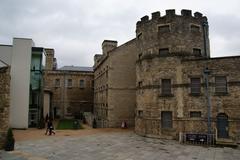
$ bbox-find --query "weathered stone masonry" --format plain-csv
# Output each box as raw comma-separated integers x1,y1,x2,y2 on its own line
0,67,10,149
135,9,240,140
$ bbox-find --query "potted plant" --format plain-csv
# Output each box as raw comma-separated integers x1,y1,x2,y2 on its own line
4,128,15,151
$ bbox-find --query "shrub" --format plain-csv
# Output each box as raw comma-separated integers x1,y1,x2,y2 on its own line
4,128,15,151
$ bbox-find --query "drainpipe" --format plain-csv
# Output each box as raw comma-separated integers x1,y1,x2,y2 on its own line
204,67,212,134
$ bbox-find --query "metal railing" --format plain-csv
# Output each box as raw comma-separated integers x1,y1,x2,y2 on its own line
180,132,216,146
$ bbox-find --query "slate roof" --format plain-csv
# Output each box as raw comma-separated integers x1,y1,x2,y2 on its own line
58,66,93,72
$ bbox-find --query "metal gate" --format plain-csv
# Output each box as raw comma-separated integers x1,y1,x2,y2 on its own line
217,113,229,138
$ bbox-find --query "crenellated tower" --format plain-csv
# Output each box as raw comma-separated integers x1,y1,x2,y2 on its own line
136,9,210,59
135,10,211,139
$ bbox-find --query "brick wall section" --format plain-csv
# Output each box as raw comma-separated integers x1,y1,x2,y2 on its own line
0,67,10,149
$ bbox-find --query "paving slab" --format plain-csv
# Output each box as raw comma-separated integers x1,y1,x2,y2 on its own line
1,131,240,160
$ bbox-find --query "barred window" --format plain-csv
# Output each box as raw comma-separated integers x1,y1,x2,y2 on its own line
162,79,171,95
161,111,172,129
190,78,201,94
215,76,227,93
190,111,201,118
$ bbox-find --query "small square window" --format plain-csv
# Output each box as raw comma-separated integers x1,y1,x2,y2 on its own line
158,25,170,33
190,111,201,118
193,48,201,56
191,25,200,32
159,48,169,55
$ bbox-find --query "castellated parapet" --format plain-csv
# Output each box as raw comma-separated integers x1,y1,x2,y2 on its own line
136,9,210,59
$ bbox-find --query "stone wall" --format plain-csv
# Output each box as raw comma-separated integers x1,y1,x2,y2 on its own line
44,70,94,118
94,39,137,128
0,66,10,149
135,55,240,139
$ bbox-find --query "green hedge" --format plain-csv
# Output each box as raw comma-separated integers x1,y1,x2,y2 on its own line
56,119,83,130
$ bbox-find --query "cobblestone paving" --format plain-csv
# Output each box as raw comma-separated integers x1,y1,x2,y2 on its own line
1,131,240,160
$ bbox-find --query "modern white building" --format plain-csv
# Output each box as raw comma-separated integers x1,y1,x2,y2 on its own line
0,38,45,128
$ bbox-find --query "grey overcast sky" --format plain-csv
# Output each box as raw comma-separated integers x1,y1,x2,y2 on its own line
0,0,240,67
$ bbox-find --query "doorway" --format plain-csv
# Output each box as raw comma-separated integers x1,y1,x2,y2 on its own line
217,113,229,138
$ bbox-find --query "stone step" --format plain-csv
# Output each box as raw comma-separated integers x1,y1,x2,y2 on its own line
216,138,238,148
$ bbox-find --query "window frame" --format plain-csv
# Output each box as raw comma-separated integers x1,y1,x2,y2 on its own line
161,79,172,96
79,79,85,89
215,76,227,94
161,111,173,129
67,79,72,88
190,77,201,95
55,78,60,87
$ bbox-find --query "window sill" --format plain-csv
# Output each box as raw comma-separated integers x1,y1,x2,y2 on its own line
189,93,202,96
159,94,174,97
214,92,229,96
161,128,175,132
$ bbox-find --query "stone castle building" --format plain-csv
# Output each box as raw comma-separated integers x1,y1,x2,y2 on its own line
44,49,94,119
94,9,240,141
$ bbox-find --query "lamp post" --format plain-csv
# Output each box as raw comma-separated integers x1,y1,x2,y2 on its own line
204,67,212,134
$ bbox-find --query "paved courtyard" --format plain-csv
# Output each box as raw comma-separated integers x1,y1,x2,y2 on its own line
1,130,240,160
